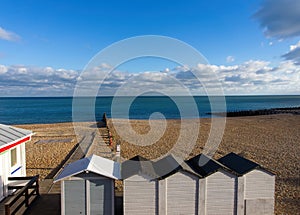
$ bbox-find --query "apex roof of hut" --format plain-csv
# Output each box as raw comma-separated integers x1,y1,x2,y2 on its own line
121,155,157,179
186,153,237,177
54,154,121,182
0,124,32,147
218,152,272,175
153,154,201,179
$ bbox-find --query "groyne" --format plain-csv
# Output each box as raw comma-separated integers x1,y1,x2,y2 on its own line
209,106,300,117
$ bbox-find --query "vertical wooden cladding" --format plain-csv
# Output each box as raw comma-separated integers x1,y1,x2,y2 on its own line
205,170,236,215
166,171,198,215
244,169,275,215
90,179,113,215
64,180,86,215
245,169,275,199
55,155,120,215
124,174,158,215
124,171,200,215
124,169,237,215
217,152,275,215
63,178,114,215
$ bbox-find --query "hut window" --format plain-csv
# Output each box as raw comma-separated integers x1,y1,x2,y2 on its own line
10,148,17,167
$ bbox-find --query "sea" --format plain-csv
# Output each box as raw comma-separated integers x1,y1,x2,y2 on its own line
0,95,299,125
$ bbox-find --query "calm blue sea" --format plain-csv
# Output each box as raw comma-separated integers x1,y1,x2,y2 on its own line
0,96,299,125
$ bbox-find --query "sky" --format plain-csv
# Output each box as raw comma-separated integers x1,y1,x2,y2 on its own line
0,0,300,96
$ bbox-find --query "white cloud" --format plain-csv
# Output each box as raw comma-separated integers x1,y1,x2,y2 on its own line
161,68,170,73
0,27,20,41
254,0,300,39
0,60,299,96
282,40,300,65
0,65,79,96
290,41,300,51
226,56,235,63
0,65,8,74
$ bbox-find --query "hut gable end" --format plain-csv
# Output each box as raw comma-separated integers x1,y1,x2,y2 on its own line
165,171,199,215
205,170,236,215
244,169,275,199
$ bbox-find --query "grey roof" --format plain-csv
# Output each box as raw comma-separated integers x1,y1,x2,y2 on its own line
153,154,201,179
121,155,156,179
121,154,201,180
0,124,32,147
54,154,121,182
218,152,266,175
186,154,236,177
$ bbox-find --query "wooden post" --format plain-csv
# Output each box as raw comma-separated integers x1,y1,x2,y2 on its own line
25,189,29,207
199,178,206,215
36,175,40,196
4,175,40,215
5,205,10,215
195,179,199,215
102,113,107,126
158,180,167,215
237,176,245,215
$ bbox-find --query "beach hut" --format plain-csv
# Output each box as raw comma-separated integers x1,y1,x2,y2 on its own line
218,152,275,215
154,155,201,215
122,154,201,215
54,155,120,215
122,155,158,215
0,124,33,201
187,154,238,215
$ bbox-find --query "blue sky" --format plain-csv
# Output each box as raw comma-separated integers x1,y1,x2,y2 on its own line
0,0,300,96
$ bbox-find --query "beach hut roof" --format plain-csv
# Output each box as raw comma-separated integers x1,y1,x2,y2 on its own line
153,154,201,179
121,155,157,179
54,154,121,182
218,152,272,175
121,154,201,180
186,153,236,177
0,124,32,150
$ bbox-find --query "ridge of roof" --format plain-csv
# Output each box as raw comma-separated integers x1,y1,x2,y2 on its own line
54,155,120,182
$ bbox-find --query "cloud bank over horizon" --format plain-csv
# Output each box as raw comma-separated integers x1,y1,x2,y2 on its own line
0,59,299,97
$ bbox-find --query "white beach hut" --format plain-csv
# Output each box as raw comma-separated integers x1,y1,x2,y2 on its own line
0,124,33,201
154,155,201,215
54,154,120,215
187,154,238,215
122,155,158,215
218,152,275,215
